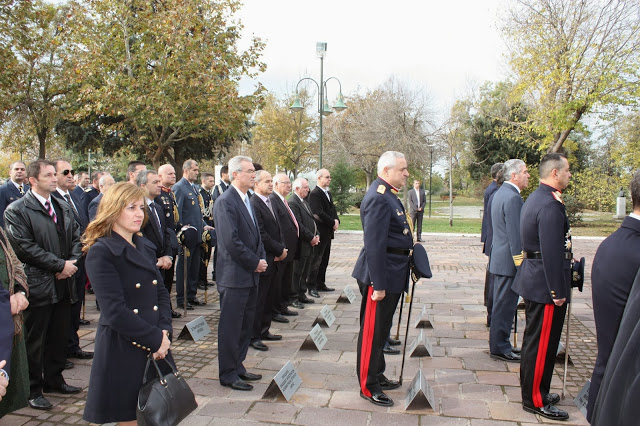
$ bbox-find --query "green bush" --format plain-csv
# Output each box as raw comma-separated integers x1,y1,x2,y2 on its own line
329,159,357,214
562,193,584,224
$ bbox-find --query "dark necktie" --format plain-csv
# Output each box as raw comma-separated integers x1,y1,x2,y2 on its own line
64,194,79,220
45,200,57,223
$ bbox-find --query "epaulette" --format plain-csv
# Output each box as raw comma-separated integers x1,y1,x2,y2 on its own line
552,191,564,204
161,186,171,193
377,185,386,194
84,187,92,192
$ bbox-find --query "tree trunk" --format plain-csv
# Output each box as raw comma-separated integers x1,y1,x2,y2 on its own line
37,129,47,159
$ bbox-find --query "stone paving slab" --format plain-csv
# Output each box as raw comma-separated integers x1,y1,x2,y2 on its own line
4,233,603,425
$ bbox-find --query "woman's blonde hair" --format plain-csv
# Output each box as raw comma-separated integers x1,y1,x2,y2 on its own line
83,182,147,252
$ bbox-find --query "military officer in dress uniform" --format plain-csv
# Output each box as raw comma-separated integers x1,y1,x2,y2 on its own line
156,164,182,318
198,172,215,289
512,153,573,421
352,151,412,407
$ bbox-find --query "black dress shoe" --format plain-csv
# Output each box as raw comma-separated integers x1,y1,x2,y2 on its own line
272,314,289,323
68,350,94,359
64,360,74,370
317,285,335,292
379,375,401,390
383,344,400,355
250,340,268,351
222,379,253,391
291,301,305,309
178,302,194,310
188,298,206,306
387,337,401,346
544,393,561,405
87,286,94,294
79,319,90,326
523,403,569,420
490,351,521,362
43,383,82,394
262,333,282,341
360,390,394,407
28,395,53,410
281,308,298,316
511,347,521,354
417,239,423,242
239,372,262,381
171,310,182,318
299,295,315,304
308,289,320,298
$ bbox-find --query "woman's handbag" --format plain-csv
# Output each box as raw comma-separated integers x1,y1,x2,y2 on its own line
136,355,198,426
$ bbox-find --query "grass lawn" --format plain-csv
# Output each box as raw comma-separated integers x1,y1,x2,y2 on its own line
339,215,482,233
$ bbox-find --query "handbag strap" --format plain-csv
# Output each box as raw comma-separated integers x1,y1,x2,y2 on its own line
142,353,179,385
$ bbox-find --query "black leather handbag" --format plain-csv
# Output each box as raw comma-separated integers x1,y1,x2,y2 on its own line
136,355,198,426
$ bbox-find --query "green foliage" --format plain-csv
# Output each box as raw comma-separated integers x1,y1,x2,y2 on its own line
329,159,357,214
570,168,626,212
62,0,265,168
562,193,584,224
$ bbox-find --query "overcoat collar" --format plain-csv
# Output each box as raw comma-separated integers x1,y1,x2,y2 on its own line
96,232,159,274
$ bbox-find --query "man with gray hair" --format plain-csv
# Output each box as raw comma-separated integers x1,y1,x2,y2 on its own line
289,178,320,305
352,151,411,407
489,159,529,363
214,155,267,390
307,168,339,296
88,174,115,221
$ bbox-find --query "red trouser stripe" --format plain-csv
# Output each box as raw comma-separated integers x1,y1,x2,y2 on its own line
532,303,555,407
359,286,377,398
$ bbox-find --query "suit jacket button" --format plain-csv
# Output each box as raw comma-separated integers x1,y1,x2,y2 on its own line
153,305,158,311
152,280,158,285
136,283,141,288
133,308,139,314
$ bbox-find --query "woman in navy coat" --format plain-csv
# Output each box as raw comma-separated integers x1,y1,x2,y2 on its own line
82,183,172,425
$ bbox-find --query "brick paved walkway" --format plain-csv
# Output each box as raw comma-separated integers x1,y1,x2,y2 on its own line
3,232,603,425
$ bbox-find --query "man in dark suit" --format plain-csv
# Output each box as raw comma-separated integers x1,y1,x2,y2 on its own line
211,165,230,282
250,170,286,351
307,168,339,296
213,156,267,391
512,153,573,421
136,170,173,271
0,161,29,228
51,160,93,362
173,159,213,309
586,170,640,422
482,163,503,326
352,151,411,407
488,159,529,362
87,174,115,221
84,171,103,205
271,173,302,314
407,179,426,241
289,178,319,305
5,160,83,410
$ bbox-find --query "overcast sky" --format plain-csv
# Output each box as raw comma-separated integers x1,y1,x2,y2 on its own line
236,0,510,116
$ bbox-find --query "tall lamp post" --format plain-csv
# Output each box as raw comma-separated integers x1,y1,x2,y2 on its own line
290,42,347,169
428,144,435,217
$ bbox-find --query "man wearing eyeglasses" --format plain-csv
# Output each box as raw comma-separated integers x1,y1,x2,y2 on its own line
51,161,93,364
214,156,267,391
0,161,30,228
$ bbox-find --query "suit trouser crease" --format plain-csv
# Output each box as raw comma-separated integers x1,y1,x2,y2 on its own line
24,298,71,396
254,270,277,340
520,300,567,408
489,274,519,354
275,261,295,312
176,245,201,304
293,249,313,298
356,282,401,397
308,238,331,289
218,285,257,384
412,212,423,238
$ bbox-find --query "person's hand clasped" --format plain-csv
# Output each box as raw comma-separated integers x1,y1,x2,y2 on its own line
153,330,170,360
371,289,386,301
56,259,78,280
255,259,268,273
0,360,8,401
553,298,566,306
10,292,29,315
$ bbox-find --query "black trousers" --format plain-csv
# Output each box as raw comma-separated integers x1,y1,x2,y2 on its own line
520,300,567,408
308,237,331,290
274,261,294,312
293,248,313,299
253,269,278,340
24,297,71,397
412,211,424,239
176,245,201,305
199,242,213,285
483,261,494,326
217,285,257,385
356,281,401,397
